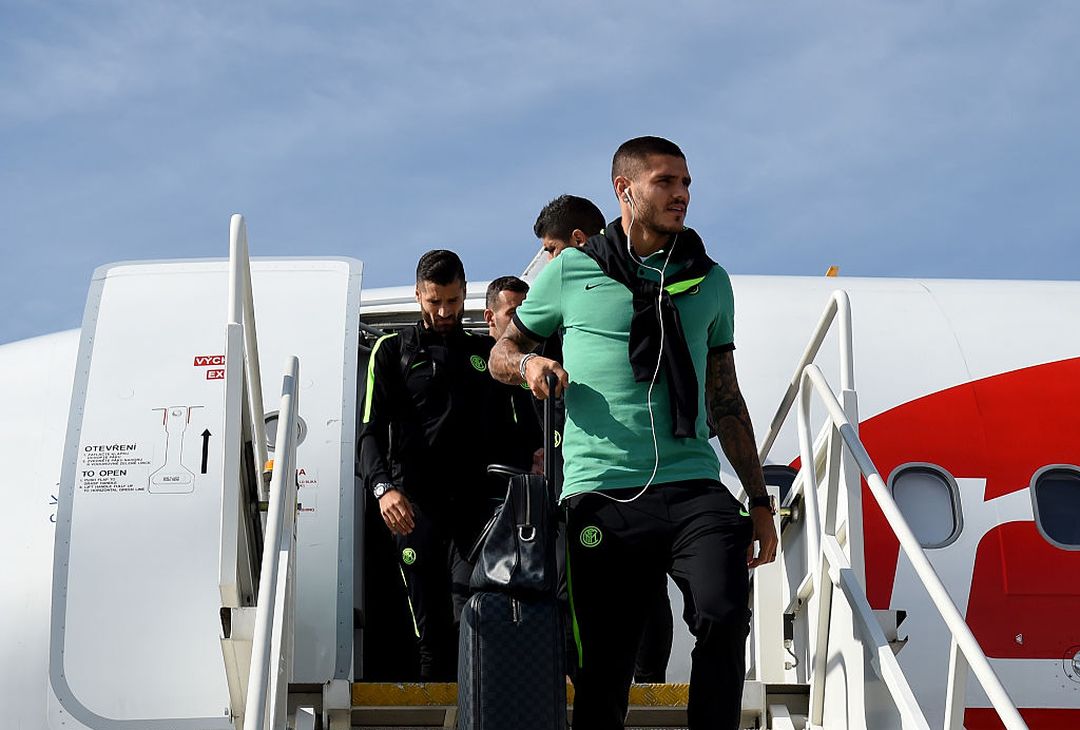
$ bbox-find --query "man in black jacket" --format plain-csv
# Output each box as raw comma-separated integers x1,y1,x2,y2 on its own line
484,276,544,474
358,249,514,681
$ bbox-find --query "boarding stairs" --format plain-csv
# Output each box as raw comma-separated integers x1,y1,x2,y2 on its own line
51,213,1027,729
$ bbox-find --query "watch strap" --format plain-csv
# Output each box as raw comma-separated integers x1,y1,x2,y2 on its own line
372,482,396,498
748,495,773,513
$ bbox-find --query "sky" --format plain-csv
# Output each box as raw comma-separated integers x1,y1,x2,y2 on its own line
2,0,1079,344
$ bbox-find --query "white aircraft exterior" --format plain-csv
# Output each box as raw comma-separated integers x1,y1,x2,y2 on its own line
2,220,1078,729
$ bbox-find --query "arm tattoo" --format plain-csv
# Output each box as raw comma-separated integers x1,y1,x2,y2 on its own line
706,350,768,501
489,320,539,385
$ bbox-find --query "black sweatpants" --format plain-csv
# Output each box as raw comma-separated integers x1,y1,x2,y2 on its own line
558,518,675,684
394,498,487,681
634,575,674,683
565,480,753,730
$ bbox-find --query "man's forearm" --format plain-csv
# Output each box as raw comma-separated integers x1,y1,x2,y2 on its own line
490,320,541,386
706,350,768,501
489,336,528,385
357,429,392,491
713,397,768,501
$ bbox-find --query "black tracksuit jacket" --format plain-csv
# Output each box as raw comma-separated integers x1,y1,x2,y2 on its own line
358,322,537,514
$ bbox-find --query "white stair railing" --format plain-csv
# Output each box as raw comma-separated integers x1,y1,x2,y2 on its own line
228,214,270,503
244,356,302,730
219,214,273,725
220,214,270,611
757,290,855,465
744,291,864,585
749,289,1025,729
795,364,1025,730
748,291,861,687
218,214,307,728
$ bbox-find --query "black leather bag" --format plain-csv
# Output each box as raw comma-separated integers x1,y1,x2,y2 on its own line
470,473,557,595
469,375,561,597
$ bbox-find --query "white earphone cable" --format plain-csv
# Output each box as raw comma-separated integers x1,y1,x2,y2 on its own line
597,197,677,505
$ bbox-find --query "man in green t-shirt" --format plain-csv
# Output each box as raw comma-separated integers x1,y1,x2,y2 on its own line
490,137,778,730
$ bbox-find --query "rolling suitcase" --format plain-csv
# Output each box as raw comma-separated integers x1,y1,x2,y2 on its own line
458,375,566,729
457,592,566,729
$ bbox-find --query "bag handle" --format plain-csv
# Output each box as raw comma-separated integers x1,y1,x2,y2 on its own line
543,373,560,497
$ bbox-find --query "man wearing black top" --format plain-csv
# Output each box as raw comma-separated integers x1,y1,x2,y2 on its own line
358,249,513,681
484,276,544,474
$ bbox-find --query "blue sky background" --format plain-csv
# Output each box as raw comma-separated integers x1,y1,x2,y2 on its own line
2,0,1078,344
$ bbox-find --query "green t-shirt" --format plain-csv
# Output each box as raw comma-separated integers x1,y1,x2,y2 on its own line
515,247,735,499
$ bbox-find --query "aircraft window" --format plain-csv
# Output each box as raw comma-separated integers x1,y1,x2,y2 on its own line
763,465,798,504
1031,466,1080,549
889,464,961,548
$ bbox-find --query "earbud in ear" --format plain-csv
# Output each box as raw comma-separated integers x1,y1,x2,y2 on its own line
623,189,634,206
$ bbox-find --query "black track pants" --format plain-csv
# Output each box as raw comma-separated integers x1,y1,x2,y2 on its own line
393,501,477,681
565,480,753,730
558,519,675,684
634,576,674,683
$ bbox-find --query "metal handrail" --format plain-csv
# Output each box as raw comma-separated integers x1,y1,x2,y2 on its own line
229,214,270,502
244,356,301,730
737,290,854,505
760,289,853,465
797,364,1026,730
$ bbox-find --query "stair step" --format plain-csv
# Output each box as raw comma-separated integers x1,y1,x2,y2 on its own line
352,682,692,707
350,681,808,728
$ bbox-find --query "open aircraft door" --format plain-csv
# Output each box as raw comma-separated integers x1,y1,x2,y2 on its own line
49,245,362,728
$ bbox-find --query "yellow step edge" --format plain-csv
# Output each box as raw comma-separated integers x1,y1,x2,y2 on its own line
352,682,690,707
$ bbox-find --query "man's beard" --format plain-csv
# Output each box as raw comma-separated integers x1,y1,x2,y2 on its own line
638,199,683,236
422,309,462,334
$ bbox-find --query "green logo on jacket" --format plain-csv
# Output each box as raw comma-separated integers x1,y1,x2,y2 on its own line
402,548,417,565
470,355,487,372
579,526,602,548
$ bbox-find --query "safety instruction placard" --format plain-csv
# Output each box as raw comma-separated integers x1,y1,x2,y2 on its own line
78,443,150,493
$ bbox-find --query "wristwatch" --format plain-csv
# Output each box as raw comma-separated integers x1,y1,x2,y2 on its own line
372,482,396,499
748,495,774,513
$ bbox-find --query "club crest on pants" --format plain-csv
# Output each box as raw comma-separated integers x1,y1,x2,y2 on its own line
579,525,602,548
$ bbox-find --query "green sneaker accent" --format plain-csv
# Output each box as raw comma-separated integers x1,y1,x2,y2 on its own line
579,525,602,548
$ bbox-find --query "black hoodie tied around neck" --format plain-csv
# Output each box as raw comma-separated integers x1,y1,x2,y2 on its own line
580,219,717,439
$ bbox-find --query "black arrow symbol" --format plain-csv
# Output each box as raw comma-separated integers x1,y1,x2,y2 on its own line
201,429,212,474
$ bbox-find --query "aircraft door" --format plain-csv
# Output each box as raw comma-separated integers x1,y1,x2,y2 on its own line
50,257,362,728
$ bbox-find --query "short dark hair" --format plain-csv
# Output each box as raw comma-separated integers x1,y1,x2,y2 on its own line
486,275,529,309
533,195,606,242
416,249,465,286
611,136,685,182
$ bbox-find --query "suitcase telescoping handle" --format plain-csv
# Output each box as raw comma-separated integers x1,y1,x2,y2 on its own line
543,373,560,497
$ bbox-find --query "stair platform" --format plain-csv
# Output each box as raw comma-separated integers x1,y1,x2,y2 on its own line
349,681,809,728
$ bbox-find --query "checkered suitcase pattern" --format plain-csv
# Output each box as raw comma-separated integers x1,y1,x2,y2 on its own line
458,591,567,730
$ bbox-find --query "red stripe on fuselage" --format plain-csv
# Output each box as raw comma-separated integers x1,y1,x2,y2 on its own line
793,357,1080,611
965,707,1080,729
